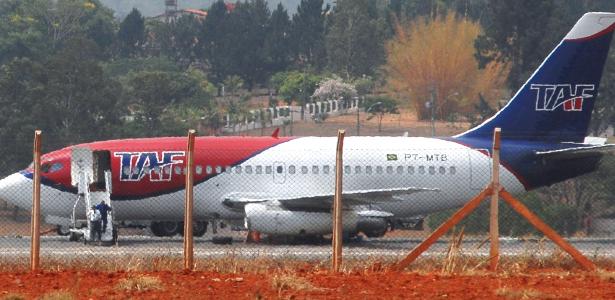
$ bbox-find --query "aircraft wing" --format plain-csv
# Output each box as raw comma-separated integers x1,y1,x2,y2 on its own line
222,187,439,211
535,144,615,160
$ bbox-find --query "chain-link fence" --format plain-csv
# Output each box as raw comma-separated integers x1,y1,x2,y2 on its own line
0,135,614,270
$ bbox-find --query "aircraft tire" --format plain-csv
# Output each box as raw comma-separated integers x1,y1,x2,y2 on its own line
56,225,70,236
194,222,207,237
159,221,181,236
177,221,208,237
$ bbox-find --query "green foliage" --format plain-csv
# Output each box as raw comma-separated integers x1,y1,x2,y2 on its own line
428,192,581,237
125,70,198,136
277,71,322,105
117,8,145,57
363,95,399,132
263,3,293,76
102,56,181,78
291,0,327,70
325,0,386,78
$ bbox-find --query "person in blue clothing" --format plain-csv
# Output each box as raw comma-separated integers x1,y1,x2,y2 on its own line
95,200,112,233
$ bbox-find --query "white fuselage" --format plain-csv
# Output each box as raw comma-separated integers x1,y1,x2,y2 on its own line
0,137,525,223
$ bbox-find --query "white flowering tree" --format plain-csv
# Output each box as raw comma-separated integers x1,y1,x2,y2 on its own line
312,77,357,102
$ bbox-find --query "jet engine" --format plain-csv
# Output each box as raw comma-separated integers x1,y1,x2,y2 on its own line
244,203,390,238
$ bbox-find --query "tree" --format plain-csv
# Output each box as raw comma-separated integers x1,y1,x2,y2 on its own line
263,3,292,78
363,96,399,132
277,71,322,119
200,0,231,84
126,71,197,136
117,8,145,57
325,0,385,78
386,12,509,120
312,77,357,101
474,0,557,90
227,0,270,89
291,0,327,70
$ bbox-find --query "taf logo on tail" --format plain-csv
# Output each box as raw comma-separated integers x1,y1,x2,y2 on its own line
531,84,595,112
114,152,185,182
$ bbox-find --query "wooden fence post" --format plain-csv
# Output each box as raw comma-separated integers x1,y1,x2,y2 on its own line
30,130,42,272
499,189,596,271
395,187,493,270
490,128,501,271
332,129,345,272
183,129,196,271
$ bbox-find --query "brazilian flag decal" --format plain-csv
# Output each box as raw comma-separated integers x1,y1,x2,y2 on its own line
387,154,398,161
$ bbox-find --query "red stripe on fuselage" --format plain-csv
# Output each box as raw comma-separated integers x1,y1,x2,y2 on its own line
37,136,295,199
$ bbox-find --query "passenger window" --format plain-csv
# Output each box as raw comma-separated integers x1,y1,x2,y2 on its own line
301,166,308,174
408,166,415,174
276,166,283,173
344,165,351,174
215,166,222,174
206,165,212,174
164,166,171,175
265,166,272,174
450,166,456,175
376,166,383,174
174,166,181,175
196,165,202,175
386,166,393,174
439,166,446,175
355,166,361,174
366,166,372,174
428,166,435,175
288,165,296,174
225,166,231,173
235,166,242,174
123,166,130,176
418,166,425,175
245,166,253,174
323,165,330,174
312,166,319,174
396,166,403,174
255,165,262,174
41,163,51,173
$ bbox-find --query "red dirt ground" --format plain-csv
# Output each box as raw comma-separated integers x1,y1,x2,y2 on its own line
1,268,613,299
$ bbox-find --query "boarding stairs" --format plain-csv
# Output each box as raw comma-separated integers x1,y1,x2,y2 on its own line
68,147,116,245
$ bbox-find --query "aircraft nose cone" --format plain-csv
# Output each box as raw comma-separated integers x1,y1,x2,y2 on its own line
0,172,32,210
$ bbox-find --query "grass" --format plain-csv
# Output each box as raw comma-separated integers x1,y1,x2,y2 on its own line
1,294,26,300
38,291,74,300
271,272,323,297
0,247,613,275
116,275,163,292
495,287,554,299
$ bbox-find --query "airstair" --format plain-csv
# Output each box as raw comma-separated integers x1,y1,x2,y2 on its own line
68,147,117,245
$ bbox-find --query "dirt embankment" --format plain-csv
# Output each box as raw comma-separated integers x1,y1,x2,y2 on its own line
1,268,614,299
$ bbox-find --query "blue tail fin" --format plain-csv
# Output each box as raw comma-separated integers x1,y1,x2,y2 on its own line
458,13,615,142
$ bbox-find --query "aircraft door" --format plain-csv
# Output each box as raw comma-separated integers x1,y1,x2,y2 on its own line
468,149,490,190
273,161,286,184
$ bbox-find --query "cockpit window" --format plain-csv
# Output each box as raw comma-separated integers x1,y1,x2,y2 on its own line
41,162,63,173
49,163,63,172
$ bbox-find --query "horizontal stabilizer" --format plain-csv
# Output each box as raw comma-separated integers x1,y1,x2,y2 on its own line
535,144,615,160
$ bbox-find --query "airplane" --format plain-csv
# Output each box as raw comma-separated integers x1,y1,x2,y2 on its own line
1,12,615,241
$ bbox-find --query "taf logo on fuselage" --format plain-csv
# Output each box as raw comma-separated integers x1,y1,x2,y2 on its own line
531,84,595,112
114,151,185,182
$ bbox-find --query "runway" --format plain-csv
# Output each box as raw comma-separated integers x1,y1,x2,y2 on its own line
1,235,614,261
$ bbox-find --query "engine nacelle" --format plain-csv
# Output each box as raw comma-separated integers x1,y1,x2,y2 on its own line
244,203,359,236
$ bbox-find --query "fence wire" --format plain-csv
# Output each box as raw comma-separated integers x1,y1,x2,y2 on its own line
0,136,614,270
